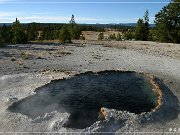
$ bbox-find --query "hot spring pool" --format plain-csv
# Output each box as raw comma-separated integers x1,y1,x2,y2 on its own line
9,71,159,129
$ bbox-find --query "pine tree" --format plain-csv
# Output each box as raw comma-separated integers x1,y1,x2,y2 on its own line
27,23,38,41
135,10,149,41
69,14,76,24
0,25,6,46
59,25,71,43
135,19,144,40
154,0,180,43
68,15,81,39
69,24,81,39
143,10,149,40
11,18,27,44
0,32,4,46
0,24,12,46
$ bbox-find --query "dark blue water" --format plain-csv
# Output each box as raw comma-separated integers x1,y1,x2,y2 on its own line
9,71,157,129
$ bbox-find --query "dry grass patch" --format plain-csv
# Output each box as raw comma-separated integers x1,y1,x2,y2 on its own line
21,51,31,60
55,49,72,57
36,51,48,59
16,60,23,65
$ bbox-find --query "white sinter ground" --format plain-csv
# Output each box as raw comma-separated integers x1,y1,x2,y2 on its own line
0,41,180,134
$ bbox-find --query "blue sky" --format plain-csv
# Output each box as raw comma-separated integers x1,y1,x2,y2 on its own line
0,0,170,24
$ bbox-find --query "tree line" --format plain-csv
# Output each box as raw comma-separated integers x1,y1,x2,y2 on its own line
0,20,134,46
135,0,180,43
0,15,84,46
1,0,180,46
98,0,180,43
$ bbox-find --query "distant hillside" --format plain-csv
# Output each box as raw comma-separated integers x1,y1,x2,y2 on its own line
118,23,155,28
0,23,13,26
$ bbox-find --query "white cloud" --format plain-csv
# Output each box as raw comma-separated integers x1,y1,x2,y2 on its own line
0,14,102,23
0,11,25,22
0,12,155,24
0,11,23,17
19,16,100,23
0,0,13,3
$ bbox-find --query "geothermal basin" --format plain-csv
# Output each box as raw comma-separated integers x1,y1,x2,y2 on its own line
8,71,161,129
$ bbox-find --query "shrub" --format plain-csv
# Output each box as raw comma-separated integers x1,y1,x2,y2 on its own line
98,32,104,40
116,33,122,41
59,25,71,43
108,34,116,40
79,34,85,40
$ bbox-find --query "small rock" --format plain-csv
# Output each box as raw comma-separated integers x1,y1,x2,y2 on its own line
11,58,16,61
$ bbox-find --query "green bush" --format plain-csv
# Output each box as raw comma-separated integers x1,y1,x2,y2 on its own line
116,33,122,41
98,32,104,40
124,30,134,40
59,25,71,43
108,34,116,40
